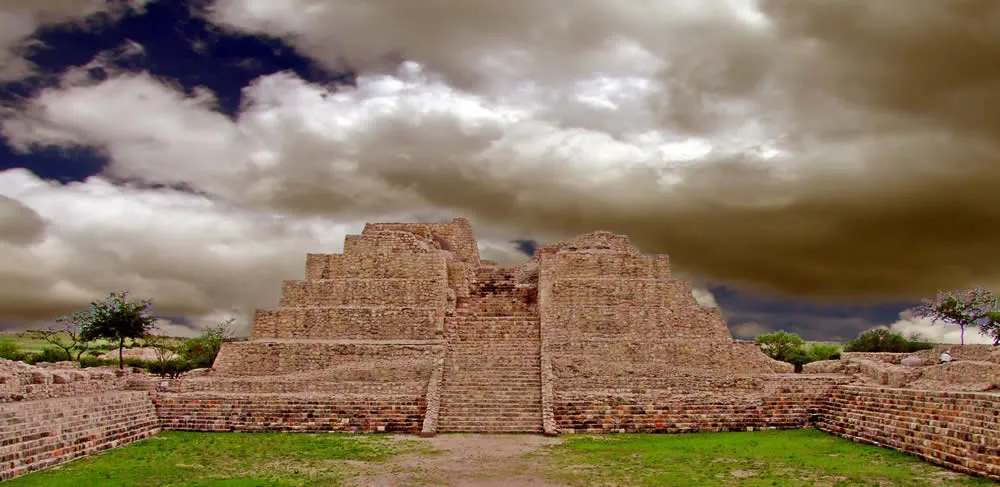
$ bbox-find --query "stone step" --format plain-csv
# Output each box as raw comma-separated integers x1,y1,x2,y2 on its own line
440,413,541,421
439,404,541,411
441,394,541,402
441,384,541,390
437,422,543,432
441,397,541,403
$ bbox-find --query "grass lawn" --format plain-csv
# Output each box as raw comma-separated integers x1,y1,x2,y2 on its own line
543,429,997,486
5,431,430,487
0,331,183,355
5,429,996,486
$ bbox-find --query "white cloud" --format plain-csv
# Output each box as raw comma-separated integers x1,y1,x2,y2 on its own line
889,310,995,346
0,168,364,334
0,0,150,80
5,0,1000,340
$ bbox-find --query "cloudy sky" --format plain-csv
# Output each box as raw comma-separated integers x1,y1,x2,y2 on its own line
0,0,997,344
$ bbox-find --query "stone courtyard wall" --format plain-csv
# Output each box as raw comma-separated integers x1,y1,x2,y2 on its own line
0,359,141,403
0,391,159,481
816,386,1000,480
152,393,425,433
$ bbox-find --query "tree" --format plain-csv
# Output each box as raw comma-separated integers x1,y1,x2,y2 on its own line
980,311,1000,346
29,322,91,361
805,343,842,362
180,318,236,368
910,287,997,345
63,291,158,369
843,328,933,353
755,330,805,361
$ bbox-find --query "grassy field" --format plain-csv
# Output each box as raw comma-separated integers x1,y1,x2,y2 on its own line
5,431,430,487
5,429,995,486
543,429,996,486
0,331,184,355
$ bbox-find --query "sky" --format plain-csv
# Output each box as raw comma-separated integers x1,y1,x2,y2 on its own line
0,0,997,344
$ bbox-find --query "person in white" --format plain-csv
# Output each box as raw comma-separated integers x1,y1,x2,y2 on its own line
939,350,953,364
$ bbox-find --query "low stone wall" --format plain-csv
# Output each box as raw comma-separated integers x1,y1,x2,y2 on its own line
554,376,846,433
816,386,1000,480
153,393,425,433
0,359,137,403
0,391,159,481
213,341,441,376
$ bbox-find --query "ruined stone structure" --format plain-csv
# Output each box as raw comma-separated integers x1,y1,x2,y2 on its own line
3,218,999,482
188,218,805,435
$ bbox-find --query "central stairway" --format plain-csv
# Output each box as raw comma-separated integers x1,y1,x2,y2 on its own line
438,267,543,433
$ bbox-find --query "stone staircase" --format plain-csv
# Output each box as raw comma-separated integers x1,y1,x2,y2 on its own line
438,267,543,433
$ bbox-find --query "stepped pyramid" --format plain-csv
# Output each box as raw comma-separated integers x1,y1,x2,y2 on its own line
210,217,790,434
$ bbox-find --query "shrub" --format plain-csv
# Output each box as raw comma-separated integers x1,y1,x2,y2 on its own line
844,328,934,353
32,347,74,363
0,340,27,362
147,359,196,379
180,320,235,369
806,343,842,362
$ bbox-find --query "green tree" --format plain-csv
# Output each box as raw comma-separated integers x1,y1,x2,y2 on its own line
805,343,842,362
755,330,809,371
181,318,236,368
910,287,996,345
844,328,933,353
980,311,1000,346
29,322,90,361
62,291,158,369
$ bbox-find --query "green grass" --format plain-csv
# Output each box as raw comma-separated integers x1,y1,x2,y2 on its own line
5,431,428,487
542,429,997,486
7,429,996,486
0,332,184,355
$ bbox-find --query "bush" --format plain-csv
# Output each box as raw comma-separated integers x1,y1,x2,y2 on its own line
844,328,935,353
180,321,234,369
147,359,196,378
806,343,842,362
0,340,27,362
79,356,113,368
31,347,73,363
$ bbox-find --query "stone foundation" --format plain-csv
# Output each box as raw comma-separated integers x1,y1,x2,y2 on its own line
0,391,159,481
152,393,425,433
816,386,1000,480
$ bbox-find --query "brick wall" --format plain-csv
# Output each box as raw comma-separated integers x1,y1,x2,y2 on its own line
251,307,444,341
0,391,159,481
213,342,441,377
816,386,1000,480
305,252,448,280
153,393,425,433
538,244,781,395
279,279,448,308
363,217,481,264
0,359,139,403
554,376,846,433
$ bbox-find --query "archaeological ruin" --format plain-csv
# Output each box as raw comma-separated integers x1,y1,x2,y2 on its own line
2,217,998,481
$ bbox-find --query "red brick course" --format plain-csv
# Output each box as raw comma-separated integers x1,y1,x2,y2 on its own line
816,386,1000,480
0,391,159,481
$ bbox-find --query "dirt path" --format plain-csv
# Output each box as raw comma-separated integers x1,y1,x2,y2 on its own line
345,434,569,487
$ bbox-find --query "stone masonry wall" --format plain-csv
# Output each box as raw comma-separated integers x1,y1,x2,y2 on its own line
279,279,448,308
539,246,779,390
363,217,481,264
213,342,440,377
153,393,425,433
555,376,848,433
0,391,160,481
0,359,141,403
816,386,1000,480
251,308,443,341
305,252,448,280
